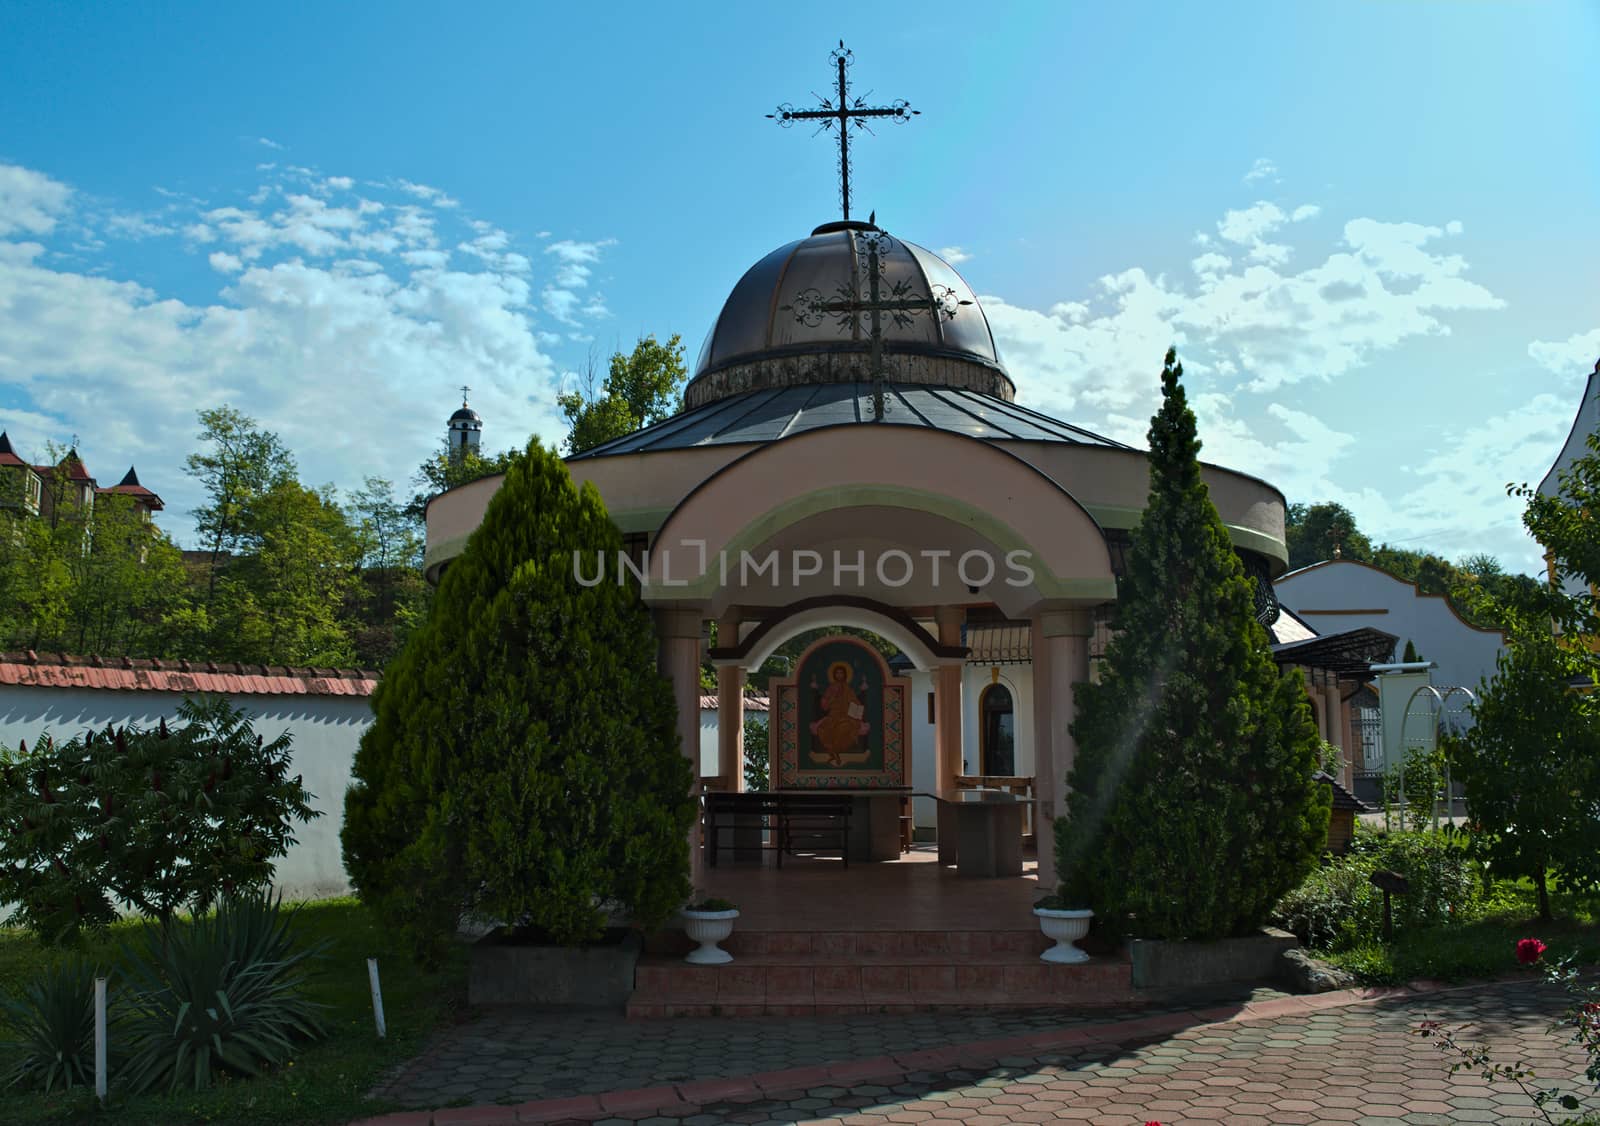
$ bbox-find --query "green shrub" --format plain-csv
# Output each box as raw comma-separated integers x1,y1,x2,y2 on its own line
1271,855,1380,948
118,891,328,1093
0,697,319,944
1055,350,1328,940
1349,828,1480,931
1273,828,1481,951
343,439,696,958
742,715,769,792
0,959,110,1092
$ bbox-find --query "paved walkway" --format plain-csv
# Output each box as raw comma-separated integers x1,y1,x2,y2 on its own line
358,978,1591,1125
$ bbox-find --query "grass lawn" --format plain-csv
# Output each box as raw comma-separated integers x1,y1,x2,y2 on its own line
1322,880,1600,985
0,898,466,1125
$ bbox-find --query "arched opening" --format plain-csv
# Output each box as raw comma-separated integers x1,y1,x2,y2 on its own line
979,683,1015,777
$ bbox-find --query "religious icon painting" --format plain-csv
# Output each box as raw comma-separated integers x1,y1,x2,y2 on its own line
771,634,908,789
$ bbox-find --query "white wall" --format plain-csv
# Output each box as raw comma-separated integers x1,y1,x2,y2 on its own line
961,664,1035,780
908,668,936,829
0,685,370,902
1276,560,1505,704
698,705,718,777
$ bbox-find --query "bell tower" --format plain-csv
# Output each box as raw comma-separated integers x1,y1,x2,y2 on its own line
448,385,482,463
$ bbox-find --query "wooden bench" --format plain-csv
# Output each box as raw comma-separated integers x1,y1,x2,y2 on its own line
778,794,853,868
704,791,853,868
705,792,781,868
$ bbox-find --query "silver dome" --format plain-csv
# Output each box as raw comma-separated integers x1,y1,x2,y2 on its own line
687,222,1009,408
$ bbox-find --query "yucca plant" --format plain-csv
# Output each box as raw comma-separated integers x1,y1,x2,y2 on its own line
118,890,329,1093
0,959,111,1093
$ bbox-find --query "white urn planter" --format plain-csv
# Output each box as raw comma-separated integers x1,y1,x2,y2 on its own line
681,908,740,965
1034,907,1094,964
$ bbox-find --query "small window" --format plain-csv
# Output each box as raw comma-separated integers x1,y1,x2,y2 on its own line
927,691,935,725
980,684,1015,776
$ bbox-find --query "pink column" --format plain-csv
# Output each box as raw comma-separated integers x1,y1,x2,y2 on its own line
656,608,706,884
933,606,966,792
1033,608,1093,889
715,611,746,792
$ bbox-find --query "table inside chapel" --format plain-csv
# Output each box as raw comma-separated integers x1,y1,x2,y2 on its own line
925,788,1035,878
781,788,907,863
706,786,1033,875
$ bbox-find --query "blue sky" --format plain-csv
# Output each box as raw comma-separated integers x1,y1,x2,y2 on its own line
1,2,1596,571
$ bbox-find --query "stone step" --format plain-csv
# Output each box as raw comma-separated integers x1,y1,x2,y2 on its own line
627,955,1134,1018
643,928,1052,958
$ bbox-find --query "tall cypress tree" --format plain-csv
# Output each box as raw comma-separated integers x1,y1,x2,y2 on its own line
342,438,695,960
1055,349,1328,940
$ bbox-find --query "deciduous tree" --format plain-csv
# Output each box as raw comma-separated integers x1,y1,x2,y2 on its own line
558,334,687,455
184,407,294,606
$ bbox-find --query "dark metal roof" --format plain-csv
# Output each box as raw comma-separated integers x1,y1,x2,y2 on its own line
1272,626,1397,678
450,407,481,422
570,382,1132,460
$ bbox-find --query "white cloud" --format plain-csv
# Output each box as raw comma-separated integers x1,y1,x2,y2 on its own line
982,193,1542,569
257,137,285,151
0,160,618,544
1243,158,1278,185
1291,204,1320,222
937,246,972,265
0,165,72,237
542,237,617,325
1002,208,1501,402
1215,201,1292,265
395,180,459,209
103,212,177,240
1529,328,1600,375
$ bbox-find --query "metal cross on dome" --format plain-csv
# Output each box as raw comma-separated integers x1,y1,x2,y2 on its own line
768,41,918,221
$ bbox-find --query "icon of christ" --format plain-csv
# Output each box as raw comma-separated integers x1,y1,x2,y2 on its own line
808,660,873,766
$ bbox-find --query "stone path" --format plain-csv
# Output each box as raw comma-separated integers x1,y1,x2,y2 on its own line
358,978,1592,1125
374,988,1285,1108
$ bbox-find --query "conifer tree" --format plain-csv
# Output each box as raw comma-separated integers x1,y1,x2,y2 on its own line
1055,349,1328,940
341,438,695,959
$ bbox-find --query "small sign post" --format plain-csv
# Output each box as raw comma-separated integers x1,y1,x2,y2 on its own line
1369,869,1410,941
94,976,107,1105
367,957,387,1039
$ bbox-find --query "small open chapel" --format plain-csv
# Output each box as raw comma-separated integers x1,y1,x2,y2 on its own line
420,44,1376,1013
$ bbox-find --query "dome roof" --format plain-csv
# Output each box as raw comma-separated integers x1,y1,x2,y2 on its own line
686,221,1010,409
450,406,481,423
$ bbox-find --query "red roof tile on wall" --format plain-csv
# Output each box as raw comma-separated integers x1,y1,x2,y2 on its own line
0,653,379,697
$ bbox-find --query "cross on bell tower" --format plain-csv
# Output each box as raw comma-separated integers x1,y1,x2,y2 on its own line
768,41,919,221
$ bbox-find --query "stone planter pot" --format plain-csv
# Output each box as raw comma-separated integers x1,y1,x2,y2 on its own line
1034,907,1094,964
682,908,740,965
468,927,641,1008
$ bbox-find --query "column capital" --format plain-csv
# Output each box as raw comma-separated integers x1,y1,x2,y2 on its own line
1036,608,1094,639
653,608,704,640
933,605,965,646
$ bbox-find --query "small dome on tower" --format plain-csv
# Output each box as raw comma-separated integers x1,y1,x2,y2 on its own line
447,388,483,462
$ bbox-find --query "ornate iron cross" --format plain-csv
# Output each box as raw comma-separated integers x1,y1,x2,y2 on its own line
783,229,969,422
768,41,918,221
